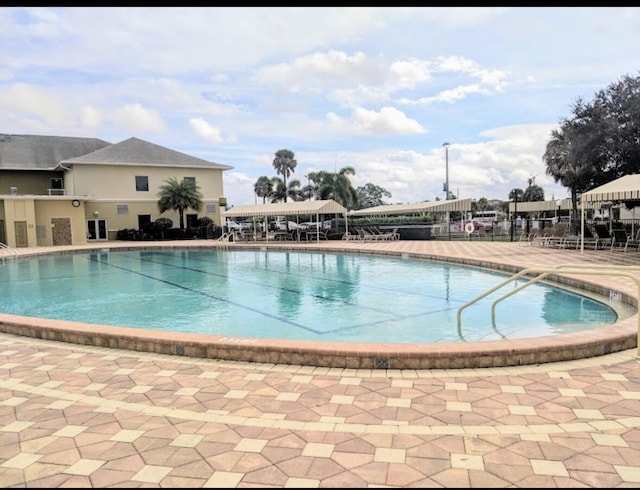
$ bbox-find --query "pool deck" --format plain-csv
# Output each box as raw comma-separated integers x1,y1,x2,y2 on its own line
1,240,640,487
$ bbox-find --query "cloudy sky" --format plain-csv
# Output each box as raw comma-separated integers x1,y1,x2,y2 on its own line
2,7,639,207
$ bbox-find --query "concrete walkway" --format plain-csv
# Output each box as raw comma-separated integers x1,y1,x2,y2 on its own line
1,240,640,487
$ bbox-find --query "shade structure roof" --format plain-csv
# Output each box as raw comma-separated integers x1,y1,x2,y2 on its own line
581,174,640,203
349,198,472,216
222,199,347,219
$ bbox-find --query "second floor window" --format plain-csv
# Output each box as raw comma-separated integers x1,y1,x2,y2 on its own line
136,176,149,192
184,177,196,187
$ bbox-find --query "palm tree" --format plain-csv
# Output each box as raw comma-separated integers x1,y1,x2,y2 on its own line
543,122,599,218
316,166,359,209
157,177,203,230
254,176,273,203
269,177,303,203
272,149,297,202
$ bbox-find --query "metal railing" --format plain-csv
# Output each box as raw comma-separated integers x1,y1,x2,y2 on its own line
0,241,18,259
456,264,640,342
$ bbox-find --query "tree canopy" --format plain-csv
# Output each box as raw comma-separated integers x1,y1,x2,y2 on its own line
272,149,297,203
543,72,640,214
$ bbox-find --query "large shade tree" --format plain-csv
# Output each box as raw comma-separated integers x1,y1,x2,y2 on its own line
543,72,640,214
157,177,203,230
272,149,297,202
355,183,392,209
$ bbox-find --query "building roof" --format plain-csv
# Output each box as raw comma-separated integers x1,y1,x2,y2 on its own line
0,134,112,171
61,137,233,170
222,200,348,218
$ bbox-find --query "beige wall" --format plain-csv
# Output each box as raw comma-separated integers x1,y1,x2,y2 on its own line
72,164,226,229
1,197,88,247
34,200,87,246
2,198,36,247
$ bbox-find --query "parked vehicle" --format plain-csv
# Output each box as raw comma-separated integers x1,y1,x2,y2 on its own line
298,220,332,231
270,220,299,231
457,220,486,231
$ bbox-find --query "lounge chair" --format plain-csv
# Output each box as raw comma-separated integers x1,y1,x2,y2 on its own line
625,228,640,252
611,227,629,251
580,224,601,250
342,229,361,241
563,224,598,250
519,227,539,245
549,222,570,248
532,226,554,246
593,224,614,250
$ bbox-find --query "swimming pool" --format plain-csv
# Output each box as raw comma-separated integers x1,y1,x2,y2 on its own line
0,248,621,344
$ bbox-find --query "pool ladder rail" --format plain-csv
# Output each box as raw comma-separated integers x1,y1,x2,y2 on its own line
457,264,640,343
0,241,18,261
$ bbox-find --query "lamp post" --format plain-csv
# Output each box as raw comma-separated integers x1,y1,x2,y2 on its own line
442,142,450,201
442,142,451,232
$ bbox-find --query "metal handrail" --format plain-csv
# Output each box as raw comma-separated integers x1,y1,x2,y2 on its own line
457,264,640,340
0,241,19,258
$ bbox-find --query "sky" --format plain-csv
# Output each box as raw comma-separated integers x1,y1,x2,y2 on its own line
1,6,639,208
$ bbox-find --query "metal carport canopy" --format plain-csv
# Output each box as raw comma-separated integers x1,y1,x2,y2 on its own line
579,174,640,254
222,199,347,218
349,198,472,216
581,174,640,203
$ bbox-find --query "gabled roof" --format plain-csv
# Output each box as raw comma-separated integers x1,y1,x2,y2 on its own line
61,137,232,170
349,198,472,216
581,174,640,203
222,200,347,218
0,134,112,170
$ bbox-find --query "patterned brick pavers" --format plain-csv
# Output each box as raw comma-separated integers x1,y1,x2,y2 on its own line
1,240,639,487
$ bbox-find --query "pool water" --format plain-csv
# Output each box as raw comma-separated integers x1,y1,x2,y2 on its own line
0,249,620,343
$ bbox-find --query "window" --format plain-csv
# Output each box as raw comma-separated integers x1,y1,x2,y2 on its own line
184,177,196,187
50,178,63,189
135,176,149,192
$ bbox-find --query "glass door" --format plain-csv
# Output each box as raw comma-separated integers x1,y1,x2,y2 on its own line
87,219,108,240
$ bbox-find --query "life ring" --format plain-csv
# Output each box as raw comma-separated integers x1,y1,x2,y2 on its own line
464,222,475,234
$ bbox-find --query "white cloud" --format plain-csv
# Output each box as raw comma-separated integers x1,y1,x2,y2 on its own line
190,117,236,144
1,6,634,208
327,106,425,135
111,103,165,133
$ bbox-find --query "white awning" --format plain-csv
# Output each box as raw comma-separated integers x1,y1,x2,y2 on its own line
222,199,347,218
580,174,640,254
349,198,472,216
581,174,640,203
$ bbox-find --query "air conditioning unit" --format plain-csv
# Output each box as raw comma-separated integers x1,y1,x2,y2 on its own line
219,197,227,206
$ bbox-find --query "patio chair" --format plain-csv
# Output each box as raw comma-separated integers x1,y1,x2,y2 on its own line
625,228,640,252
532,226,554,246
545,222,569,248
519,226,539,245
611,227,629,251
593,224,614,250
580,224,601,250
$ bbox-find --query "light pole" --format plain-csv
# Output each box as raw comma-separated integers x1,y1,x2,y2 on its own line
442,142,451,232
305,174,310,201
442,142,450,201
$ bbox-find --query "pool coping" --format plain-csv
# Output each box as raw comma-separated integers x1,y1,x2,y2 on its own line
0,241,638,369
